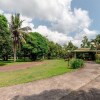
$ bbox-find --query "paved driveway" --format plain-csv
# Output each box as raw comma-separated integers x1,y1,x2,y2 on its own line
0,62,100,100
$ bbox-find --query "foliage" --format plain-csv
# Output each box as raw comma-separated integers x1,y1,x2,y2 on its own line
0,14,8,36
70,58,84,69
0,14,100,61
95,54,100,64
62,41,77,60
81,36,91,48
64,41,78,52
96,60,100,64
95,54,100,60
21,32,49,60
0,14,12,61
47,41,64,59
95,35,100,44
9,13,31,62
0,38,12,61
91,34,100,50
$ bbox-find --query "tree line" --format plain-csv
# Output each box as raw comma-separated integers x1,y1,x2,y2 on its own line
0,14,78,61
0,13,100,62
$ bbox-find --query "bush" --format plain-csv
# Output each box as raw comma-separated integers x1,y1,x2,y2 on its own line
70,59,84,69
96,60,100,64
16,58,32,62
95,54,100,60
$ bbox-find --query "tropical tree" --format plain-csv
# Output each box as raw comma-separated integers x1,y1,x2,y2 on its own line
47,41,58,59
91,34,100,54
64,41,78,52
9,13,31,62
21,32,48,61
81,36,91,48
55,43,63,58
0,14,12,61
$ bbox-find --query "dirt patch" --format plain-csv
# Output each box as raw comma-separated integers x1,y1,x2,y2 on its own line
0,61,45,72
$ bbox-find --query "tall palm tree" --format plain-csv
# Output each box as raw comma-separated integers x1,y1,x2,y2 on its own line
10,13,31,62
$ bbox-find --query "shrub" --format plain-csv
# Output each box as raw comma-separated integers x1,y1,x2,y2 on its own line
70,59,84,69
96,60,100,64
95,54,100,60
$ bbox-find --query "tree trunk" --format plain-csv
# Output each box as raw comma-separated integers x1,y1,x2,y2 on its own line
13,42,17,62
2,54,8,61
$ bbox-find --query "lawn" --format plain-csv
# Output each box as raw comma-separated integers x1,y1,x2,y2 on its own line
0,61,23,67
0,59,74,87
0,60,31,66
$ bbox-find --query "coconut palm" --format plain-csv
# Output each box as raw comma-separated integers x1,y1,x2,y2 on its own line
10,13,31,62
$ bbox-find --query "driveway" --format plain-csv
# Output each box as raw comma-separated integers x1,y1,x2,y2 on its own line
0,62,100,100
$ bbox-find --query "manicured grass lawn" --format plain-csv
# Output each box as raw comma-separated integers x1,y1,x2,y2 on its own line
0,59,74,87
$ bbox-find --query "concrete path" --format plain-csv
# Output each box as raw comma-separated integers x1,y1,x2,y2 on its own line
0,62,100,100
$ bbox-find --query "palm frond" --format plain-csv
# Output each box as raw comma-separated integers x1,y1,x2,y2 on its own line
19,26,31,31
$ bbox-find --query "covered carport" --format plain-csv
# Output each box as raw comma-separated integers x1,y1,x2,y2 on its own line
73,48,99,61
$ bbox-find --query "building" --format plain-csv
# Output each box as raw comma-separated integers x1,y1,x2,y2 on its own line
73,48,100,61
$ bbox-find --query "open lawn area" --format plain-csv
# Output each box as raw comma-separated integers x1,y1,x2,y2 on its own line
0,59,74,87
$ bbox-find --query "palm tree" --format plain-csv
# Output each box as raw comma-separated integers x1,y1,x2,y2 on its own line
91,35,100,54
10,13,31,62
81,36,91,48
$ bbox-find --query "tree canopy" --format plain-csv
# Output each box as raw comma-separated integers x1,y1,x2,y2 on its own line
0,14,100,61
81,36,91,48
21,32,49,60
0,14,12,61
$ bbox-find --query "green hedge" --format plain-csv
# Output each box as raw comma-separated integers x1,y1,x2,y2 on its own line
70,59,84,69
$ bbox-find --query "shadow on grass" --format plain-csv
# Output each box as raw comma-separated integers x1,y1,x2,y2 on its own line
0,62,6,66
0,60,14,66
0,59,44,67
11,88,100,100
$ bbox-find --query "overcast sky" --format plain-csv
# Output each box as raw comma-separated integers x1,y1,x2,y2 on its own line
0,0,99,46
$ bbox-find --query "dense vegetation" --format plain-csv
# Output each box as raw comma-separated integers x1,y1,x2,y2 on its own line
0,14,78,61
0,13,100,62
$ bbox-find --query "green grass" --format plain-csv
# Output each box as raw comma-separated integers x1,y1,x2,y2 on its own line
96,60,100,64
0,60,31,67
0,59,74,87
